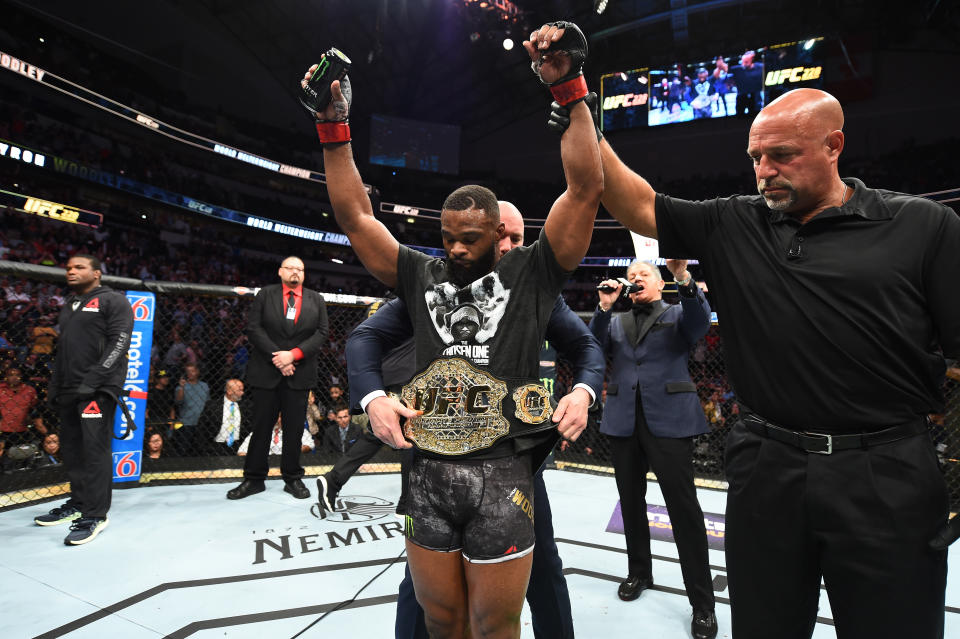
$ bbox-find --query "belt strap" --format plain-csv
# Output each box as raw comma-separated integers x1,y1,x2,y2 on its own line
742,414,928,455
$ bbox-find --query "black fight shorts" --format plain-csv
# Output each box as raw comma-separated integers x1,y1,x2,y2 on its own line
405,454,535,563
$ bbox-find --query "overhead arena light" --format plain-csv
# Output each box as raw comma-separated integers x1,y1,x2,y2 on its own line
465,0,521,19
503,37,514,51
803,38,816,50
595,0,610,15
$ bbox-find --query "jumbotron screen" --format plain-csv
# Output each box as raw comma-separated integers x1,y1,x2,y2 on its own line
763,37,825,103
599,67,649,132
599,37,824,132
370,114,461,175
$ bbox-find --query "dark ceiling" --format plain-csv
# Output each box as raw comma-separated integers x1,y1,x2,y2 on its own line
3,0,957,147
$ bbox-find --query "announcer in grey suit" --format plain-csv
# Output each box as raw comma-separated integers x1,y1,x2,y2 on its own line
590,258,717,639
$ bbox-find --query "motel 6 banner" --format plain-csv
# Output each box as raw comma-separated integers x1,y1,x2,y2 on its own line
111,291,155,484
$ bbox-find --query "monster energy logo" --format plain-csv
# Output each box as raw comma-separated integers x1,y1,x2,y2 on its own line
404,515,414,538
312,55,330,81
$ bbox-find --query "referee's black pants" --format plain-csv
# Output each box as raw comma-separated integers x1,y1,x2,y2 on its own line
724,419,948,639
243,383,308,482
608,421,716,612
59,393,117,519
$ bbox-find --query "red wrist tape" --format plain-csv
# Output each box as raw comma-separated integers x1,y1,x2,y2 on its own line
316,121,351,144
549,75,588,106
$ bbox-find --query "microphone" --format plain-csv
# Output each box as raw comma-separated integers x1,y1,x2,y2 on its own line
787,235,804,260
597,277,642,296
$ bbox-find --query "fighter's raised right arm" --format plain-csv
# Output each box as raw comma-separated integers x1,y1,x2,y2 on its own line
303,70,399,288
525,23,603,271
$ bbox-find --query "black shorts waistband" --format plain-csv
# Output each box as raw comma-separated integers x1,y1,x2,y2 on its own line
742,414,929,455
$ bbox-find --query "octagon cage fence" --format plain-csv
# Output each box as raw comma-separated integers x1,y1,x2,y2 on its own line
0,261,957,512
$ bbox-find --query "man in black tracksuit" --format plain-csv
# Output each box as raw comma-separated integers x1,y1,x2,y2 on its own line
34,254,133,546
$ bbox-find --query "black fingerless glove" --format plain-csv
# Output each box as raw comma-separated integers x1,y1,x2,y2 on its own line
547,92,602,141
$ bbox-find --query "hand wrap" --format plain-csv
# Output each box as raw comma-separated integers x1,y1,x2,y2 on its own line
532,21,589,106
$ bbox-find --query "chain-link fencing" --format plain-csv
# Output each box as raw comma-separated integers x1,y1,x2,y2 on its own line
1,262,958,511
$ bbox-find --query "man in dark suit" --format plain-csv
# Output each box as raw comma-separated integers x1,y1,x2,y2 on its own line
226,256,328,500
201,378,249,456
590,258,718,639
322,404,364,456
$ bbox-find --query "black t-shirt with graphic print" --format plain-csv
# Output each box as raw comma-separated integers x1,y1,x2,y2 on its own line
396,229,570,459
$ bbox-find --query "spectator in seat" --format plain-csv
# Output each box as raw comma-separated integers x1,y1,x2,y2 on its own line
237,416,313,456
305,390,324,440
35,432,62,468
30,314,58,362
146,369,175,424
203,378,247,456
322,405,363,457
0,367,39,447
171,364,209,456
143,430,165,460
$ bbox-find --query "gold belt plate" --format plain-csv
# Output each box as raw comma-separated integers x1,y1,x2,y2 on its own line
401,358,508,455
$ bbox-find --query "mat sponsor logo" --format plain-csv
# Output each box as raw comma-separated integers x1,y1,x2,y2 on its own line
309,494,395,523
251,516,404,564
606,501,726,550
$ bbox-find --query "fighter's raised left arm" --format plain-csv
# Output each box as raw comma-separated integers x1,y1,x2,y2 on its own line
301,65,400,287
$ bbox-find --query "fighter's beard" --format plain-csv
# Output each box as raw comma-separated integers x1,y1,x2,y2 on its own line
446,244,498,287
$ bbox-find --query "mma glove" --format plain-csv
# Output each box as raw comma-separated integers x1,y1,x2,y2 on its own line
532,21,590,106
547,91,602,141
299,48,353,145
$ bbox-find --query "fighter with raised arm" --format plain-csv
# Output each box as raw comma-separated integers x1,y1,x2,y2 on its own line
300,21,602,639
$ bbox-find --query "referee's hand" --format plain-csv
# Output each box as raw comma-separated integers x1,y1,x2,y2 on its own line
554,386,590,442
366,396,418,449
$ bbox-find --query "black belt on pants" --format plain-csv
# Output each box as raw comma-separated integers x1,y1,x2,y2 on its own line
742,414,928,455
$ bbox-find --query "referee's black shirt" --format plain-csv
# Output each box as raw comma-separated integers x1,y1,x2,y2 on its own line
655,177,960,433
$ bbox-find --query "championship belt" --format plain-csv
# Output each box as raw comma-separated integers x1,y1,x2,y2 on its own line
691,94,712,109
401,357,556,456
